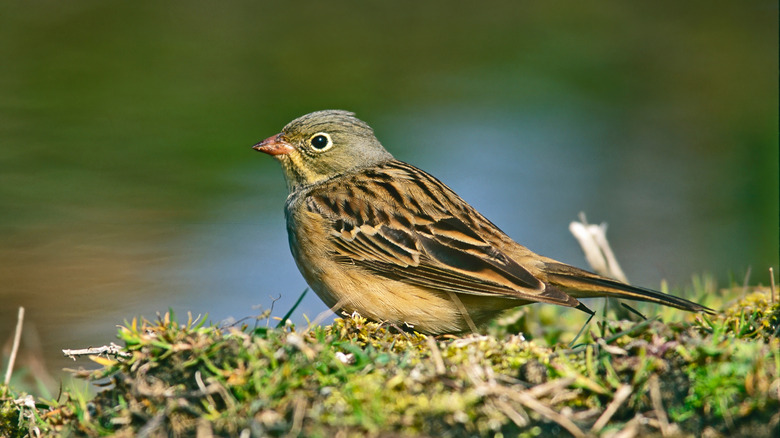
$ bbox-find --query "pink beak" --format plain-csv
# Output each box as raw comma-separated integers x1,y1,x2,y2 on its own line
252,133,295,156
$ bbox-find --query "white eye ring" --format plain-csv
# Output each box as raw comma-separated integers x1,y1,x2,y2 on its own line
309,132,333,152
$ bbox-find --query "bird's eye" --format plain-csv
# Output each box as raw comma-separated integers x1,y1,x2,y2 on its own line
309,133,333,151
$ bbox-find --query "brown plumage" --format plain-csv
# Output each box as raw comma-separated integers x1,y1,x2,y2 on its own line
254,110,713,334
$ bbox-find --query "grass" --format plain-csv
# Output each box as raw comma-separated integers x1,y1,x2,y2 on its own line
1,278,778,437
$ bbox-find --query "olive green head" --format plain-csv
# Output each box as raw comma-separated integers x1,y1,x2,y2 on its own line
253,110,394,192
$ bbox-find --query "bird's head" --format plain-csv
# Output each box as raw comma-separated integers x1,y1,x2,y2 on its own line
253,110,394,192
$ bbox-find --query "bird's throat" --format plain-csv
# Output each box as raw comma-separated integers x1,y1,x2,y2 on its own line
281,153,329,193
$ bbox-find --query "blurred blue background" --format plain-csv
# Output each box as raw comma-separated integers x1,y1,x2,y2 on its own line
1,1,777,381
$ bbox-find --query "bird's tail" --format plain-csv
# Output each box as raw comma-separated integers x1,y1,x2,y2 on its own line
543,262,715,314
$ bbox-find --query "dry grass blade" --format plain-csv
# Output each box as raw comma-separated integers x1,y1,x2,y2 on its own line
591,384,632,433
482,384,586,438
569,213,628,283
194,371,217,410
286,397,307,438
607,416,640,438
196,417,213,438
493,398,529,428
447,291,479,333
4,307,24,387
303,297,347,334
137,411,165,438
425,336,446,375
512,390,587,438
526,377,577,398
649,375,676,437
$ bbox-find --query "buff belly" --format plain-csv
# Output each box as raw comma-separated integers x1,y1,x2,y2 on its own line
285,207,522,334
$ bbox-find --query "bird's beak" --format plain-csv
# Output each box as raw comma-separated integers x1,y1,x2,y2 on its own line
252,133,295,156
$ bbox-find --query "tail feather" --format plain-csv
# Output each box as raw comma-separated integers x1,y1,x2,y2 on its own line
544,263,715,314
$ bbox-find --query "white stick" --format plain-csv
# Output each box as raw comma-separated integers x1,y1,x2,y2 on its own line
4,307,25,386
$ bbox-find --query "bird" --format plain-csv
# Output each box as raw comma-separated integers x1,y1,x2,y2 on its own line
252,110,713,335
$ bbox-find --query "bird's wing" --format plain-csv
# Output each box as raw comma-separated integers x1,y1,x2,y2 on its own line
302,160,579,308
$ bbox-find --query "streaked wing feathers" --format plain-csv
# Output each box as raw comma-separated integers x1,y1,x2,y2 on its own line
306,160,579,307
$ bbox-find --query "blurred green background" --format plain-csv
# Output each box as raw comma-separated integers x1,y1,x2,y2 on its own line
1,1,777,383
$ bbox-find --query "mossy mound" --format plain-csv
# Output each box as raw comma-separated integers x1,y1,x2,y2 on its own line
2,287,778,437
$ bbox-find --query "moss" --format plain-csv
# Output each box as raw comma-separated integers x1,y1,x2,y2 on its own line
2,284,779,437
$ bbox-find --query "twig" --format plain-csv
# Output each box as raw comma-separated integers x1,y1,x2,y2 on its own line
137,411,165,438
286,397,307,438
478,382,584,438
569,212,628,283
611,415,640,438
770,267,776,304
4,307,25,386
525,377,577,399
510,389,586,438
648,375,675,437
195,370,218,409
591,384,632,433
267,293,282,328
493,398,529,427
196,418,213,438
451,335,490,348
742,266,752,297
426,336,446,375
62,343,132,360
